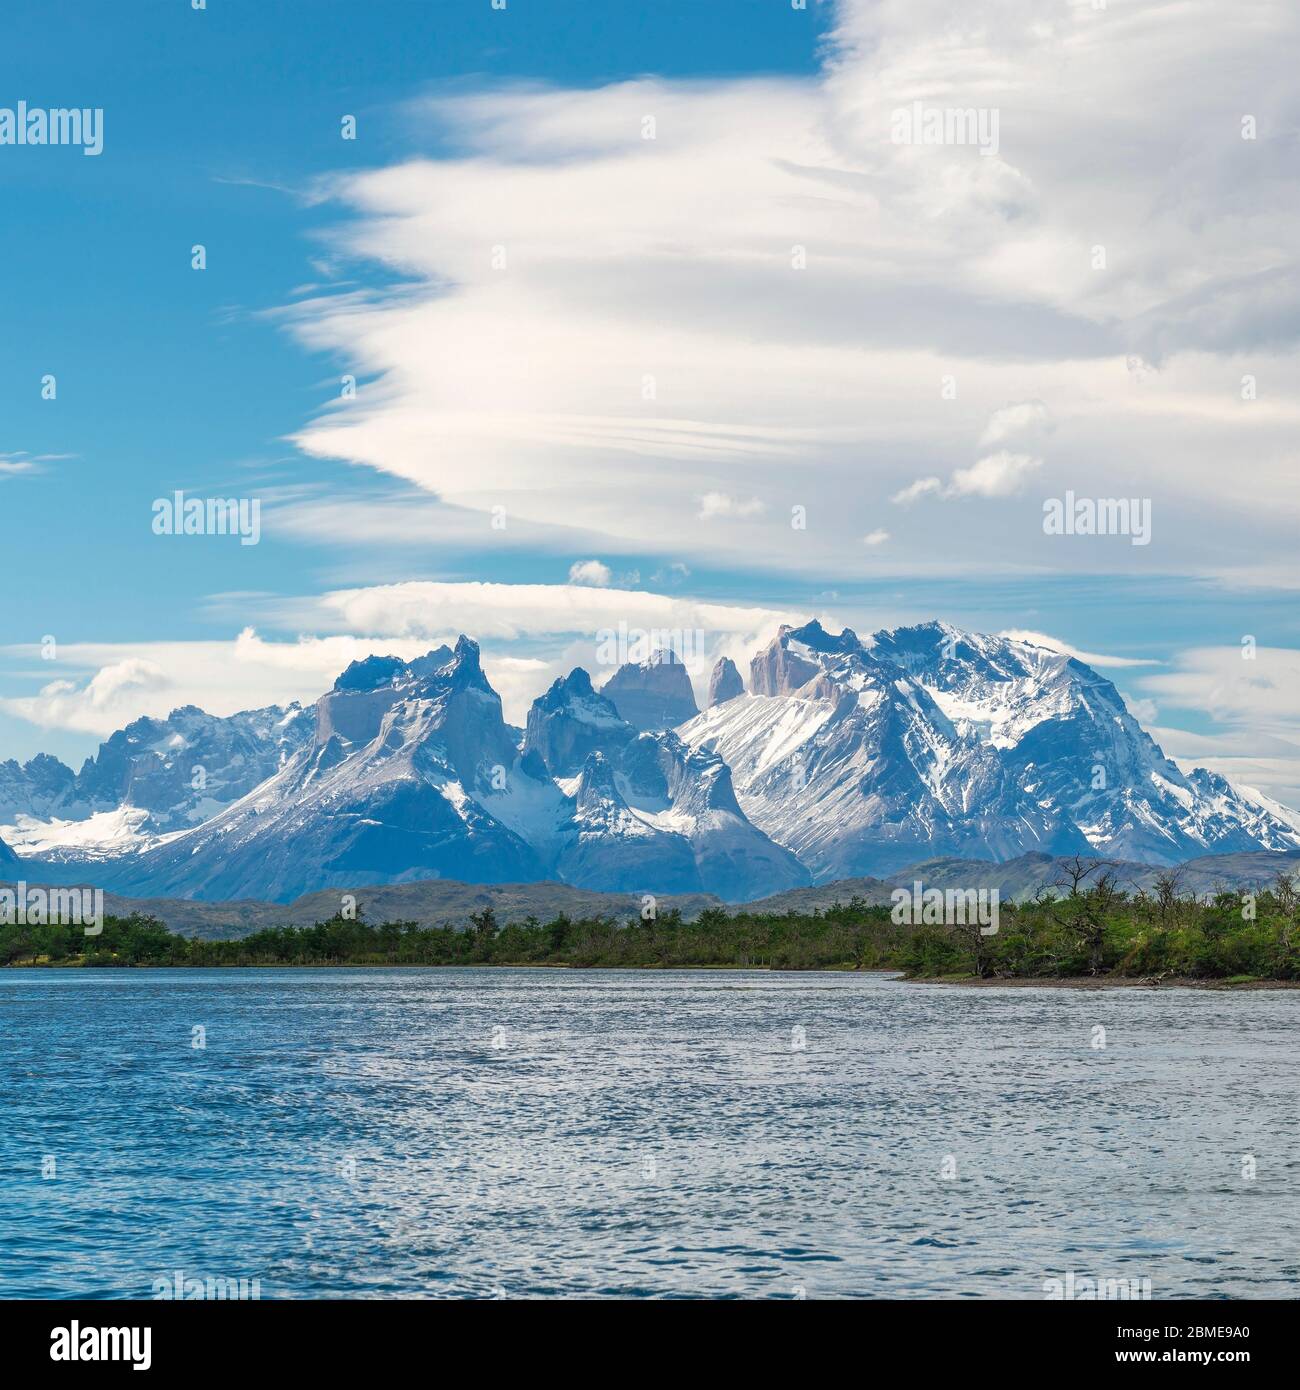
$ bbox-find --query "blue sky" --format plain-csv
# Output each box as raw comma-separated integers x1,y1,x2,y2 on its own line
3,0,1299,809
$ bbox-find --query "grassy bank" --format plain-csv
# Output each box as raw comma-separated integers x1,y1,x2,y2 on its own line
5,868,1300,980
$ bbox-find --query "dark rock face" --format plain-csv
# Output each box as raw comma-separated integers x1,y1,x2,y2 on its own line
707,657,744,706
522,669,633,777
748,624,824,696
556,750,702,894
553,734,809,900
0,753,80,822
599,650,699,730
109,640,548,902
0,831,19,868
333,654,410,693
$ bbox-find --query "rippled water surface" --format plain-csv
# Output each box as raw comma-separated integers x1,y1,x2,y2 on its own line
2,968,1298,1299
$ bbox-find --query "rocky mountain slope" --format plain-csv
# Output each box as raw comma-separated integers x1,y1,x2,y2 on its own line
54,641,804,903
4,620,1298,901
679,620,1300,879
525,667,808,898
599,649,699,730
707,657,745,707
0,703,313,847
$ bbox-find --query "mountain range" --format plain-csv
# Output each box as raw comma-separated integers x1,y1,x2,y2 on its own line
3,620,1297,904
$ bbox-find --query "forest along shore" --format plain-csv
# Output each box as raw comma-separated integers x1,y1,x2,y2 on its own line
5,870,1300,983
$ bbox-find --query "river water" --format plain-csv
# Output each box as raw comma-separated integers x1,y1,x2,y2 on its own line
1,968,1296,1298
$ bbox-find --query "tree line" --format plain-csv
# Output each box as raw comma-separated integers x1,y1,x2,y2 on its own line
4,861,1300,980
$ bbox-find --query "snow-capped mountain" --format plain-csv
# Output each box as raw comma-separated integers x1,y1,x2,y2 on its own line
1,702,314,854
64,640,803,903
1,753,83,823
679,620,1300,879
523,668,634,777
108,638,550,901
5,620,1297,900
526,667,808,898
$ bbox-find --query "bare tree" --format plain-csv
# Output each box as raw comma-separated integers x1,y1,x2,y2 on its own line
1151,867,1185,926
1274,872,1297,950
1044,857,1120,975
1053,854,1109,899
1275,872,1296,915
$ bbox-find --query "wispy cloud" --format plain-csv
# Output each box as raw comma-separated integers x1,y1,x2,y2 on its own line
0,583,805,731
267,0,1300,587
998,629,1159,670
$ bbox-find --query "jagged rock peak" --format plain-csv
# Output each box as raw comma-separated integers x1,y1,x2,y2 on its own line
600,651,699,731
708,657,744,706
523,667,631,777
334,654,411,693
537,667,597,707
332,646,458,694
441,635,493,692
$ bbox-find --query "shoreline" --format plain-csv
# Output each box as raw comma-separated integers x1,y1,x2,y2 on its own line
904,973,1300,991
5,959,1299,988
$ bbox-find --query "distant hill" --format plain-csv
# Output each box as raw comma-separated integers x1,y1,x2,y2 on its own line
0,878,720,939
876,850,1300,902
739,877,898,914
8,847,1298,941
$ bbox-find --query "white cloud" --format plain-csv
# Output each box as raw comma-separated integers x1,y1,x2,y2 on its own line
946,451,1042,499
314,580,797,647
651,562,691,584
894,451,1042,504
998,630,1158,669
862,528,890,546
268,2,1300,585
277,4,1297,585
567,559,613,587
0,584,805,732
1,661,175,736
1139,644,1300,729
979,400,1050,447
891,477,942,506
1136,645,1300,810
1125,696,1160,725
0,635,439,736
697,492,766,521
